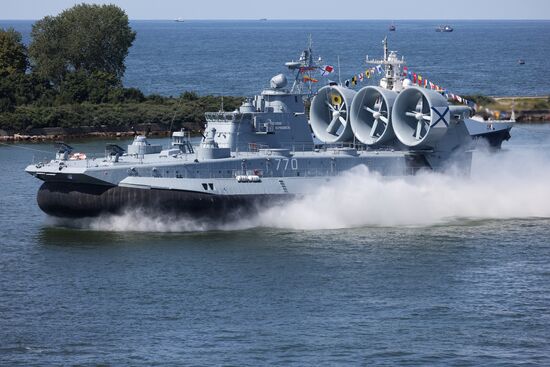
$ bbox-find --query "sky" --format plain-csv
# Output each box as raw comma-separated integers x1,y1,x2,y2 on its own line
1,0,549,20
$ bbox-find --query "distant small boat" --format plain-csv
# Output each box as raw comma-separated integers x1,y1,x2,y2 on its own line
518,59,525,65
175,18,185,23
259,18,267,21
436,25,453,32
389,22,396,31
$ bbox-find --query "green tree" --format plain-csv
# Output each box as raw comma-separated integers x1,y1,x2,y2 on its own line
56,70,119,104
0,29,29,112
0,28,28,77
29,4,136,84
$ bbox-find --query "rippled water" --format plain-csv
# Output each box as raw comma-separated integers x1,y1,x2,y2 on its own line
2,19,550,97
1,124,550,365
1,18,550,365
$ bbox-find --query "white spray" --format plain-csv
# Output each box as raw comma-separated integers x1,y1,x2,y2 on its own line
54,140,550,232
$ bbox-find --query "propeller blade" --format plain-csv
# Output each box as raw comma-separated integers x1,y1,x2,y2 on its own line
379,115,388,124
365,107,377,114
326,101,336,112
416,99,423,113
422,96,430,114
338,116,346,125
370,119,379,137
415,120,423,139
326,115,341,134
422,114,431,121
406,111,417,117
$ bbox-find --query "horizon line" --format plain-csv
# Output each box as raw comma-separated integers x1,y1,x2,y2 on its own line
1,18,549,21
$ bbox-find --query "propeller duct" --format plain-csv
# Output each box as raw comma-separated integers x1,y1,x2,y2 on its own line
310,85,356,143
392,87,451,148
350,86,397,146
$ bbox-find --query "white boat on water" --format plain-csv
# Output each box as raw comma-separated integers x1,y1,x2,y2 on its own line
436,25,453,32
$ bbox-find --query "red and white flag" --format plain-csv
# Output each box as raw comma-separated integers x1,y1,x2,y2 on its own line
320,65,334,76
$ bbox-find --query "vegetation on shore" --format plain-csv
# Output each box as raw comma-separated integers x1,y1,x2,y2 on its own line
0,4,242,137
462,95,550,121
0,93,242,134
464,95,550,110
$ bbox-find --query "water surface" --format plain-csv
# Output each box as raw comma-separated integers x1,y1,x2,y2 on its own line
1,125,550,365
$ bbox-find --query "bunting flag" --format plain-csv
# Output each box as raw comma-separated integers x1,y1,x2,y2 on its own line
303,75,318,83
328,64,501,119
328,65,496,118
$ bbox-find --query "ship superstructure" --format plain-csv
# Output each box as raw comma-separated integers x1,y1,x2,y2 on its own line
26,40,513,219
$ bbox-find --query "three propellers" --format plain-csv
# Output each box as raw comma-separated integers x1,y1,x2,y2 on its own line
311,86,452,149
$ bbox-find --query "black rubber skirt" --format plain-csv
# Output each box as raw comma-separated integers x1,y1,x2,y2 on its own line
37,181,286,219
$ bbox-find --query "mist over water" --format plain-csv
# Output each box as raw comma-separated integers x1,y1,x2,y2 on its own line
57,145,550,232
262,147,550,228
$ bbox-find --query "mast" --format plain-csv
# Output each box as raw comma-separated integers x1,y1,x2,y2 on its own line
337,56,341,86
286,36,322,97
365,37,406,91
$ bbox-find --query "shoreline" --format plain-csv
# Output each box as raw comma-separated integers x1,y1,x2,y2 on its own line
0,122,188,143
1,95,548,143
0,130,172,143
2,119,549,144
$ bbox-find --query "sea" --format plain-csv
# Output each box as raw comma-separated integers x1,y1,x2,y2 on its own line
1,20,550,366
2,19,550,97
